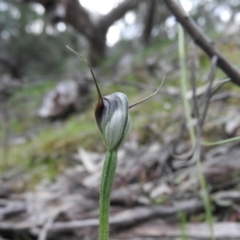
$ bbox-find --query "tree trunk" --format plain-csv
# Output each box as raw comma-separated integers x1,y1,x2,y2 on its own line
142,0,157,44
88,33,107,67
23,0,143,66
0,55,21,78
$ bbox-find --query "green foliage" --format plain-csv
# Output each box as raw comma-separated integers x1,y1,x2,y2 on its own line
0,0,78,77
0,112,99,189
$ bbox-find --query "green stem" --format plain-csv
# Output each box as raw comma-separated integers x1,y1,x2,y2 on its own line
195,151,215,240
178,24,195,145
99,150,118,240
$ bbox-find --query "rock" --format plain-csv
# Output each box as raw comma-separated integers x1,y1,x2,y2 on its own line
38,79,91,119
225,108,240,136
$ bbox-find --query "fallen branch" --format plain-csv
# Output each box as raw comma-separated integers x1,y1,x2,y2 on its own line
117,222,240,239
50,199,203,232
161,0,240,86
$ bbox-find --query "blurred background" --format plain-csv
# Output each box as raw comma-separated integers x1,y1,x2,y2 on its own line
0,0,240,239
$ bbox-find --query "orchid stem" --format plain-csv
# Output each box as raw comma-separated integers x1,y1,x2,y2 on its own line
99,150,118,240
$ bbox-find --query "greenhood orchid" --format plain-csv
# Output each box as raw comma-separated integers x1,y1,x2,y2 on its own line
67,46,164,240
